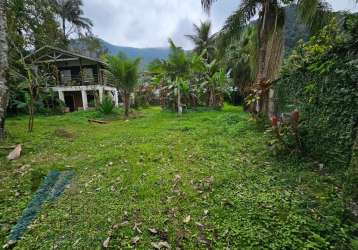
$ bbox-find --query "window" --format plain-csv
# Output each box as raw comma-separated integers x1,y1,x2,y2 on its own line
60,70,71,85
83,68,94,84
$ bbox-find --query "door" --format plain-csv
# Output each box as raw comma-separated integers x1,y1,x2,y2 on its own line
64,94,75,112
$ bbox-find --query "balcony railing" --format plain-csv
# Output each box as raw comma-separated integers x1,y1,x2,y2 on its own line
60,74,99,86
51,74,115,87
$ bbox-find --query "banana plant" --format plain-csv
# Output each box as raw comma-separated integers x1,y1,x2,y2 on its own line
200,59,230,108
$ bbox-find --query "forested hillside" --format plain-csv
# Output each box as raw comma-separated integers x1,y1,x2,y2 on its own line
283,5,310,55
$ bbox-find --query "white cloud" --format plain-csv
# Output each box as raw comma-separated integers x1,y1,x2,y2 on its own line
83,0,358,49
83,0,208,49
327,0,358,11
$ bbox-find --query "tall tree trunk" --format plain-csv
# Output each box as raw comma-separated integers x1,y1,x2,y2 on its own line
0,0,8,140
177,85,182,115
255,0,270,114
257,0,270,83
62,16,66,40
124,90,130,118
28,102,34,132
209,87,214,107
255,0,283,117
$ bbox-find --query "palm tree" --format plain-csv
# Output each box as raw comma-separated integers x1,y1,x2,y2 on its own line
0,0,8,140
186,21,216,61
201,0,333,115
52,0,93,40
148,39,196,114
105,54,141,118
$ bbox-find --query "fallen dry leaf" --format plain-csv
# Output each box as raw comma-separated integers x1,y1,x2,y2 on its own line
120,221,129,226
3,240,17,249
151,242,160,249
206,176,214,184
183,215,191,224
132,236,140,244
151,241,171,249
148,228,158,234
7,144,22,161
195,222,204,228
133,222,143,234
197,234,210,245
174,174,181,181
103,237,110,248
172,174,182,188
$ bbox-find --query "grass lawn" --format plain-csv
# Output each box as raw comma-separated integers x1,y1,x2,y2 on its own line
0,105,354,249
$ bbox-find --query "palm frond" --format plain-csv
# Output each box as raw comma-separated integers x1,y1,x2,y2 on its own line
193,23,201,35
104,54,141,92
218,0,260,50
53,0,93,33
186,21,216,60
201,0,217,13
185,34,201,45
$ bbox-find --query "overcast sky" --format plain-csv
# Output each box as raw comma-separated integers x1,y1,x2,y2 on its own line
83,0,358,49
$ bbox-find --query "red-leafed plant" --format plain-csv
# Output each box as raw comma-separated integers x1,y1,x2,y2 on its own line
268,110,303,155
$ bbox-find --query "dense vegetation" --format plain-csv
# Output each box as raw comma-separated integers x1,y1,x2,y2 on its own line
148,39,230,113
275,17,358,167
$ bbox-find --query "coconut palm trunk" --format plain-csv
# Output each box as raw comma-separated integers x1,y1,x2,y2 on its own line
177,85,182,115
208,87,214,107
123,90,130,118
62,16,66,40
257,0,270,82
256,0,284,116
0,0,8,140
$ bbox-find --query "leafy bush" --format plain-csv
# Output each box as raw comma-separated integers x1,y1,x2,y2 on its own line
8,89,65,115
268,111,303,155
133,85,157,109
98,95,114,115
274,17,358,167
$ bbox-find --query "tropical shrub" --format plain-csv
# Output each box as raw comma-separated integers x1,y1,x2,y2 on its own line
268,110,303,155
98,94,114,115
133,84,158,109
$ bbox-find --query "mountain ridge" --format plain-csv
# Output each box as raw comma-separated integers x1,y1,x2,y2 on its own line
99,39,171,65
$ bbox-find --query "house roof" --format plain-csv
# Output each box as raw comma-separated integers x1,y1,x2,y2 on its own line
24,45,107,66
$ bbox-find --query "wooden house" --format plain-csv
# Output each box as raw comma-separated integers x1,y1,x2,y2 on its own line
25,46,119,112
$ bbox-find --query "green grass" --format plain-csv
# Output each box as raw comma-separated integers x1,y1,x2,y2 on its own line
0,105,355,249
